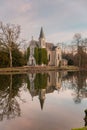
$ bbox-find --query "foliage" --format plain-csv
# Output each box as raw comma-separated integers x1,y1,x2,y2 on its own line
41,48,48,64
63,33,87,68
34,73,48,89
0,22,22,67
68,59,74,65
26,47,30,61
34,47,48,65
23,48,30,65
62,52,74,66
74,47,87,67
0,51,9,67
73,33,87,67
63,45,87,68
0,74,25,96
34,47,39,64
0,74,26,121
0,42,26,67
26,75,30,89
11,74,25,97
12,46,25,67
26,73,48,93
0,75,10,90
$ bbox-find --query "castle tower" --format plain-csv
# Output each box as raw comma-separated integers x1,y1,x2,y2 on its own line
39,27,46,48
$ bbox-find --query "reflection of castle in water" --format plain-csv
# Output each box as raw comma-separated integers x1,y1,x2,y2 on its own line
27,71,87,108
27,72,62,110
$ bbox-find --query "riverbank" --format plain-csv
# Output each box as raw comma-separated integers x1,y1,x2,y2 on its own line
0,65,79,74
72,127,87,130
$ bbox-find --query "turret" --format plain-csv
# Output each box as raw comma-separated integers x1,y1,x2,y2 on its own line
39,27,46,48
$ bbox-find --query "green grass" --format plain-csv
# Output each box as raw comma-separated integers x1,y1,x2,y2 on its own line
60,65,79,70
72,127,87,130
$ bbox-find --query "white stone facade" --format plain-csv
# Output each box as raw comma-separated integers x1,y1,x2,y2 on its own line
27,27,62,66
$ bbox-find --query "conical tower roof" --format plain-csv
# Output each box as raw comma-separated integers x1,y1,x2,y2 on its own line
39,27,45,39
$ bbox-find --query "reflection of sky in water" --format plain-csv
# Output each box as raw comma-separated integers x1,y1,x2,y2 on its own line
0,72,87,130
0,88,86,130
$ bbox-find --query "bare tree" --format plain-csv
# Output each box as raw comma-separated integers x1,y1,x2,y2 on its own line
73,33,81,46
83,38,87,53
0,74,21,121
73,33,83,67
0,22,20,67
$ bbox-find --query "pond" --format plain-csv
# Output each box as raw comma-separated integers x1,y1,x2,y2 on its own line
0,71,87,130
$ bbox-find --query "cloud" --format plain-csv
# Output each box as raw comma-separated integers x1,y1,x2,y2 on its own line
0,0,87,45
47,30,87,44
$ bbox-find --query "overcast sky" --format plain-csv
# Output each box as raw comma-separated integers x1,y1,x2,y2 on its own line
0,0,87,45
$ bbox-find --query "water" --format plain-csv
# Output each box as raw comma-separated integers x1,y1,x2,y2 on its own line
0,71,87,130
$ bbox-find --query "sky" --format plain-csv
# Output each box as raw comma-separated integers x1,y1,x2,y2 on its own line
0,0,87,46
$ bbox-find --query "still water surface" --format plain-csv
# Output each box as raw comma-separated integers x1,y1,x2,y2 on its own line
0,71,87,130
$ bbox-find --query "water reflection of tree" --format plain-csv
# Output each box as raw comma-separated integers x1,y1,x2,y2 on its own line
34,73,48,89
0,74,24,121
27,73,48,90
27,73,48,110
62,71,87,103
72,71,87,104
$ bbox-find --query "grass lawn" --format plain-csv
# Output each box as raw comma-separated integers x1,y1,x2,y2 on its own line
72,127,87,130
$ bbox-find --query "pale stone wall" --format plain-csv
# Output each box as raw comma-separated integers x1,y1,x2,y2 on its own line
47,71,61,90
47,50,55,66
55,72,61,90
27,40,37,66
55,47,62,66
27,55,36,66
39,38,46,48
47,71,56,88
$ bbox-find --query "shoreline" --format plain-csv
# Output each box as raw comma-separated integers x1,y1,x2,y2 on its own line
0,66,80,74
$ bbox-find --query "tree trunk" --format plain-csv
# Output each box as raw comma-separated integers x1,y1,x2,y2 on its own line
79,54,81,67
9,48,12,67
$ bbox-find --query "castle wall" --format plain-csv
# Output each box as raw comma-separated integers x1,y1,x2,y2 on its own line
39,38,46,48
47,50,55,66
55,47,62,66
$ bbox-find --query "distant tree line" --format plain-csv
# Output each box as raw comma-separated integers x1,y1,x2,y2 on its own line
63,33,87,68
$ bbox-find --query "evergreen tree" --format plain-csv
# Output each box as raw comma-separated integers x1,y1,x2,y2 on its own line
34,48,39,64
41,48,48,65
34,47,48,65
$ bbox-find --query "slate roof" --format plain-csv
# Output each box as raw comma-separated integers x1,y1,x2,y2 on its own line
39,27,45,39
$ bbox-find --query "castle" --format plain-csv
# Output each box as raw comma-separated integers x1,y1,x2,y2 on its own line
27,27,62,66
